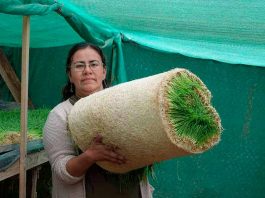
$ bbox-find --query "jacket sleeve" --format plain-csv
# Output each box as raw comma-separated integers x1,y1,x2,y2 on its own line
43,109,84,184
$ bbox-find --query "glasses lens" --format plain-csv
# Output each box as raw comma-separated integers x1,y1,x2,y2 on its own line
71,61,102,72
89,60,101,68
73,62,85,72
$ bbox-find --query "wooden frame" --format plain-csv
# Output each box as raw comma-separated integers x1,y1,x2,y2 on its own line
0,45,33,108
0,15,48,198
0,150,48,182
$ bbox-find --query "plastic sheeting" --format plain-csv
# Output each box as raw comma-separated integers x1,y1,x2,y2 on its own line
0,140,44,171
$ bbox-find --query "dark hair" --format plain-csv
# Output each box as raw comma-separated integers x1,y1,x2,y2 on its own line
62,42,107,100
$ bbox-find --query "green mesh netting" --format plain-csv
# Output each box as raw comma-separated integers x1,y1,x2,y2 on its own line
1,0,265,68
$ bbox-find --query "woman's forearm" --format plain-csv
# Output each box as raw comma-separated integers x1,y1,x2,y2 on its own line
66,152,95,177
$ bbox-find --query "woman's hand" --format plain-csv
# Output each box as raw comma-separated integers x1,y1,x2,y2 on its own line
66,134,126,177
84,135,126,165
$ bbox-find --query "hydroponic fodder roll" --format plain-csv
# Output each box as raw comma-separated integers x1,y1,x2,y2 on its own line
68,68,222,173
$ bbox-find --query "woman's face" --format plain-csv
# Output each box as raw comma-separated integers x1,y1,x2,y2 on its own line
69,47,106,97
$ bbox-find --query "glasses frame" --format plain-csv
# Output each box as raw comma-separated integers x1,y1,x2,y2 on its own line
70,60,103,72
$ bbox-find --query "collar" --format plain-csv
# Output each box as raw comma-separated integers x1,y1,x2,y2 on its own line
69,95,81,105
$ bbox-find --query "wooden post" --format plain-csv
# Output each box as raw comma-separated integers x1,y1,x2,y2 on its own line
20,16,30,198
31,167,41,198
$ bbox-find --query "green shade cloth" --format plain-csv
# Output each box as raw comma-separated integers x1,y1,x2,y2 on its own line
0,0,265,69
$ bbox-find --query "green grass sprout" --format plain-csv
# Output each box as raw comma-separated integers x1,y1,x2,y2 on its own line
0,108,50,145
167,72,220,146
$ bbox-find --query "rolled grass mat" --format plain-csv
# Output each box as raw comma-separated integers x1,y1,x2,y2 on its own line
68,68,222,173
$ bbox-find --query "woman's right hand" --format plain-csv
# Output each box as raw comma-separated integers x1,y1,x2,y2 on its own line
84,134,126,165
66,134,126,177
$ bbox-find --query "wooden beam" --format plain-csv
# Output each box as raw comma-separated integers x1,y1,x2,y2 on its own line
0,49,34,108
20,15,30,198
0,49,21,102
0,150,48,181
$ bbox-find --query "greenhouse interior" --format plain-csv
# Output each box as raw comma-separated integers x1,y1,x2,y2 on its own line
0,1,265,198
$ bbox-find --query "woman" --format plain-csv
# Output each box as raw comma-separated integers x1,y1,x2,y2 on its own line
43,42,154,198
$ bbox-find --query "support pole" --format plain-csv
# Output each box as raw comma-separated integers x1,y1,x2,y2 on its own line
31,167,41,198
20,16,30,198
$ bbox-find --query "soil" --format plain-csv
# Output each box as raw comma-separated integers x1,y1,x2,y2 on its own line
0,132,36,145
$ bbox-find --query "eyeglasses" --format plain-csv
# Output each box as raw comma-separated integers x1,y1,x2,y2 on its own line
70,60,103,72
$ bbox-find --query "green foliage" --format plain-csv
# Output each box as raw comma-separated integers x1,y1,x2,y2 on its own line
167,72,220,146
0,108,50,143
